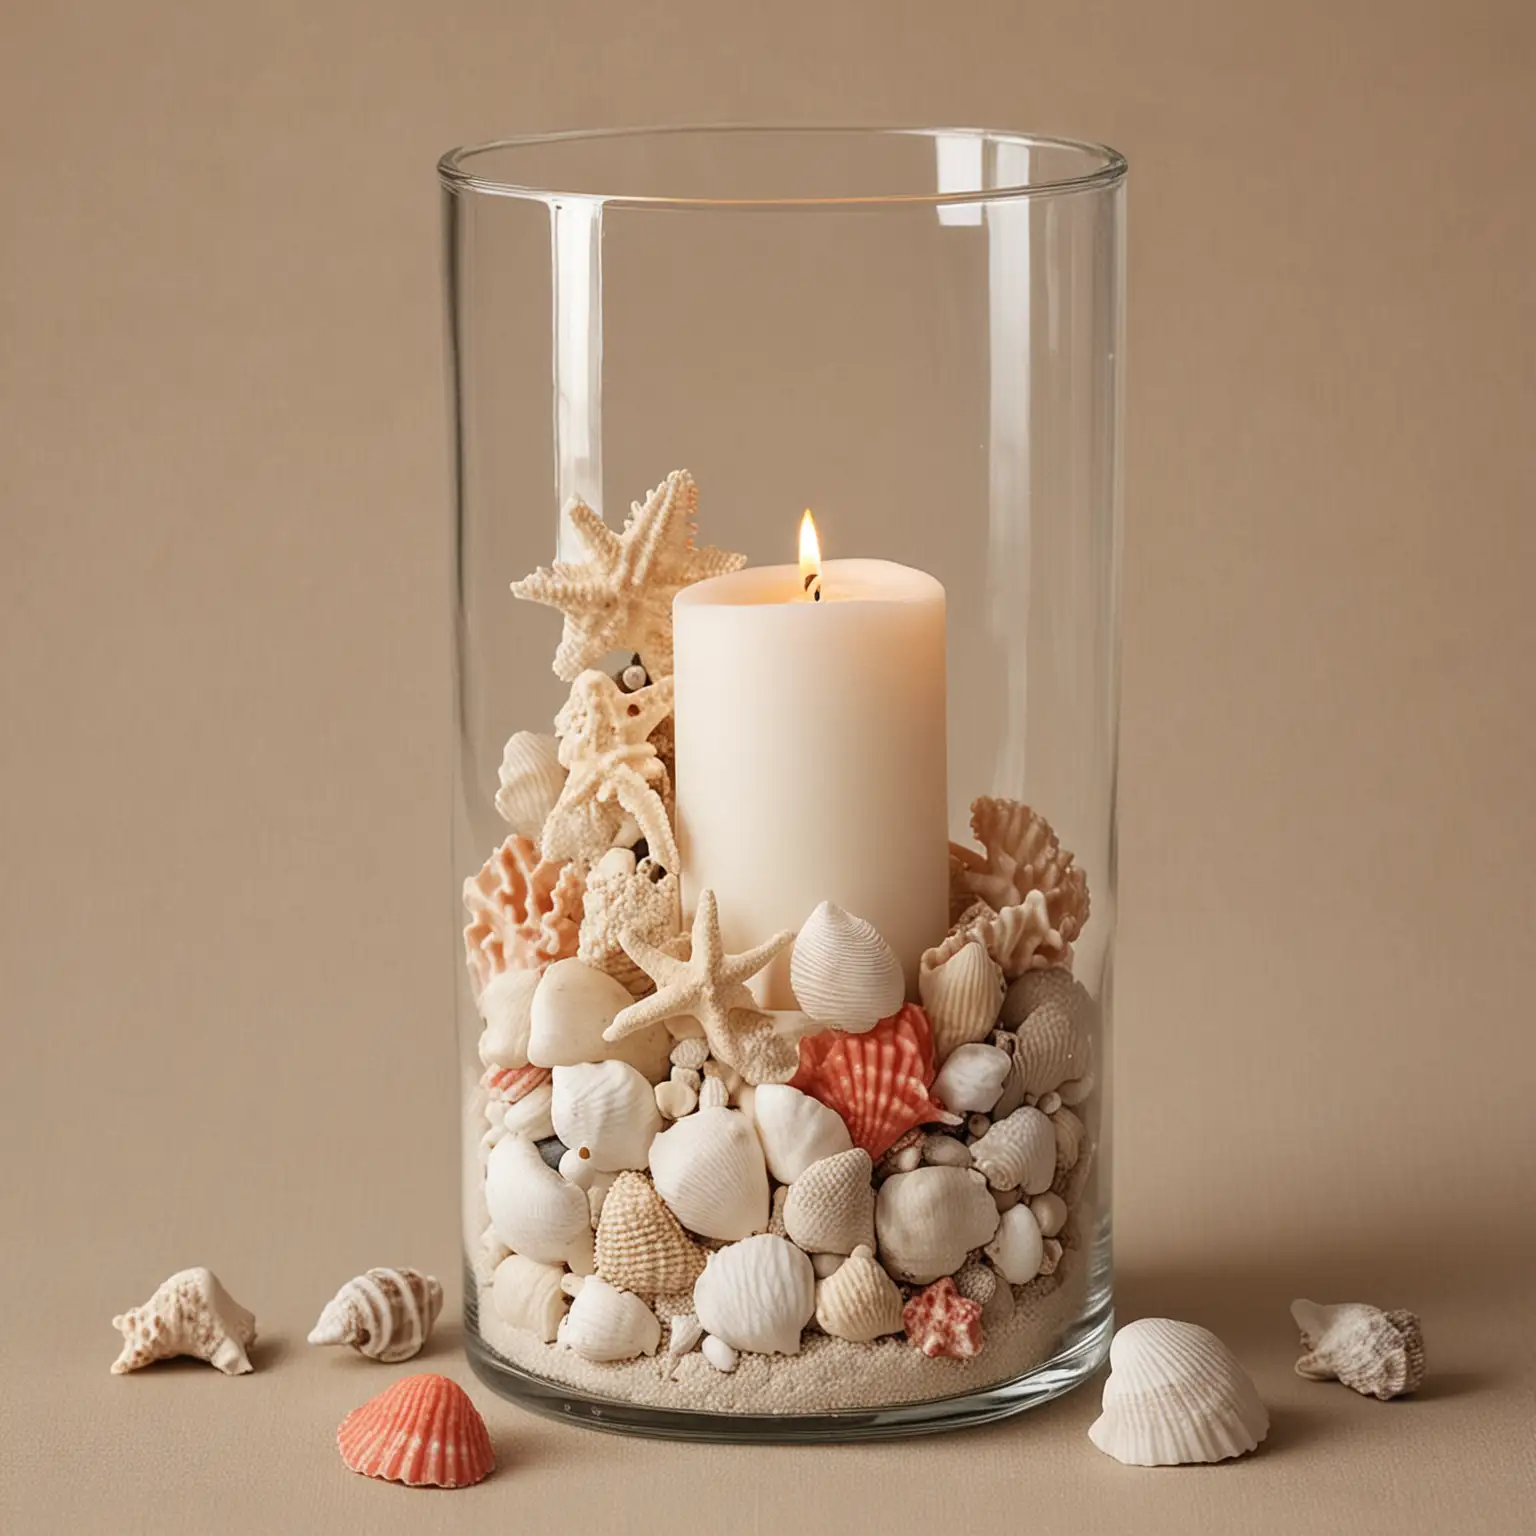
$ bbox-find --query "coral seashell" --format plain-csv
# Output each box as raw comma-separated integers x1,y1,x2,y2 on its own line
483,1062,552,1106
1291,1300,1425,1399
693,1234,816,1356
476,969,541,1070
495,730,567,839
595,1172,708,1294
654,1072,699,1120
919,940,1005,1063
701,1334,739,1372
985,1204,1045,1283
874,1166,1000,1284
970,1107,1057,1194
903,1277,985,1359
491,1254,567,1342
813,1244,904,1342
337,1374,494,1488
463,835,584,996
999,967,1093,1098
527,958,672,1081
1029,1191,1069,1238
485,1134,594,1272
557,1276,661,1362
783,1147,876,1256
550,1060,663,1172
931,1042,1010,1115
577,847,682,994
790,1004,959,1160
751,1083,854,1184
920,1132,972,1168
308,1268,443,1363
789,902,906,1031
647,1106,770,1242
1090,1319,1269,1466
500,1080,556,1141
955,797,1091,942
110,1267,256,1376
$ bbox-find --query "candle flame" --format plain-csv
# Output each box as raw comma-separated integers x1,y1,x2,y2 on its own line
799,510,823,602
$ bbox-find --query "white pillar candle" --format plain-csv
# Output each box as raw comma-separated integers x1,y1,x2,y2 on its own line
672,558,949,1008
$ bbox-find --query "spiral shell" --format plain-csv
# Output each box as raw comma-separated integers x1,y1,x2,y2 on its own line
789,902,906,1031
918,939,1005,1063
813,1244,904,1342
463,835,584,996
307,1268,443,1363
1291,1301,1426,1399
494,731,567,839
969,1106,1057,1195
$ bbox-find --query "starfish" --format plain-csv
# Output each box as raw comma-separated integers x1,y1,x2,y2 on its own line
511,469,747,682
605,890,799,1084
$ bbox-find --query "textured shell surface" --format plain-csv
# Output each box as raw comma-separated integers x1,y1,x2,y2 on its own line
789,902,906,1031
692,1234,816,1356
558,1276,662,1362
500,1080,556,1141
483,1062,552,1107
527,958,673,1081
577,847,682,994
903,1277,985,1359
931,1042,1011,1115
1052,1105,1087,1177
463,835,584,996
491,1254,568,1343
751,1083,854,1184
1000,968,1093,1096
874,1166,1000,1284
970,1106,1057,1195
484,1133,595,1272
476,968,541,1070
647,1106,770,1242
1291,1300,1426,1399
110,1267,257,1376
308,1268,444,1363
495,731,567,839
919,940,1005,1064
550,1060,663,1172
813,1244,905,1342
782,1147,876,1256
1089,1318,1270,1466
957,797,1091,942
594,1172,707,1294
928,892,1068,980
337,1374,494,1489
985,1204,1045,1284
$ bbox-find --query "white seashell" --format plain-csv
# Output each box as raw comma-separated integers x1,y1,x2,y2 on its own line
970,1106,1056,1194
557,1276,660,1362
551,1060,662,1172
668,1313,704,1358
670,1036,711,1071
985,1204,1045,1283
789,902,905,1031
918,940,1004,1063
698,1076,730,1110
1291,1300,1425,1399
491,1254,568,1343
814,1244,905,1342
751,1083,854,1184
931,1043,1010,1115
586,1171,616,1224
476,968,541,1069
654,1075,699,1120
500,1080,555,1141
920,1133,972,1168
558,1145,598,1189
527,958,672,1081
1029,1191,1069,1238
999,967,1093,1097
494,731,567,837
782,1147,876,1256
308,1268,443,1363
110,1268,257,1376
693,1234,816,1355
810,1252,845,1279
1089,1318,1270,1466
1038,1237,1064,1276
485,1134,594,1273
647,1107,770,1242
873,1167,1000,1284
701,1334,739,1372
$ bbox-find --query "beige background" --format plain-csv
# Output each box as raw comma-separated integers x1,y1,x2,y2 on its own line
2,1,1533,1531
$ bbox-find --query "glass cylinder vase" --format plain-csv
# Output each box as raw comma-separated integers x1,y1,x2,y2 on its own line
442,126,1125,1441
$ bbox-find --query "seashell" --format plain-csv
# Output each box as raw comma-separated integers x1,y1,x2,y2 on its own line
962,892,1070,979
1090,1319,1269,1466
595,1172,708,1294
790,1004,959,1160
1029,1191,1069,1238
813,1244,905,1342
931,1042,1010,1115
810,1251,845,1279
752,1083,854,1183
789,902,905,1031
992,1185,1022,1214
701,1334,739,1372
337,1373,494,1488
985,1204,1045,1283
698,1075,730,1110
918,940,1005,1063
308,1268,443,1363
966,1112,992,1140
485,1133,594,1272
666,1312,704,1369
903,1277,985,1359
1038,1238,1064,1276
495,730,567,838
874,1127,926,1178
483,1062,552,1107
670,1036,711,1071
954,797,1090,942
693,1234,816,1355
491,1254,568,1342
970,1106,1057,1194
766,1183,790,1238
999,968,1092,1096
654,1073,699,1120
874,1166,1000,1284
920,1133,972,1168
110,1267,256,1376
782,1147,876,1256
1035,1089,1063,1115
476,969,541,1070
578,847,682,994
557,1276,661,1362
1051,1105,1086,1176
951,1258,997,1309
1054,1139,1096,1208
527,958,672,1081
1291,1300,1425,1399
550,1060,663,1172
463,834,584,996
501,1081,556,1141
647,1106,770,1241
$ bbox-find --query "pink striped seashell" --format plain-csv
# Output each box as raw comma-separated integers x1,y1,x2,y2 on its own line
482,1064,553,1104
336,1374,494,1489
790,1005,960,1160
903,1276,985,1359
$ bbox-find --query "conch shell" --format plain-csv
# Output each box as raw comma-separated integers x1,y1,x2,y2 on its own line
110,1267,256,1376
952,797,1090,943
308,1267,443,1363
463,835,584,996
1291,1300,1425,1399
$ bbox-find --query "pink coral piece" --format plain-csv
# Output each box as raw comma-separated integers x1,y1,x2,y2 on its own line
337,1374,494,1489
790,1004,960,1160
903,1277,985,1359
482,1064,552,1105
463,835,584,995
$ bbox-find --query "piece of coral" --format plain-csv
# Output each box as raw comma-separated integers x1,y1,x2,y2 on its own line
951,797,1090,942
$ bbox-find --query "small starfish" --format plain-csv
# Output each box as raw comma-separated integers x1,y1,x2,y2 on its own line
511,469,747,682
605,890,798,1084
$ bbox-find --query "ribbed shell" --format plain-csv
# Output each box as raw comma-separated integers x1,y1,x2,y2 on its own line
647,1107,770,1242
1052,1105,1086,1177
918,940,1005,1063
336,1374,494,1488
595,1173,707,1294
491,1253,567,1343
1291,1301,1426,1399
813,1244,904,1342
999,968,1092,1096
874,1166,1000,1284
494,731,566,840
483,1063,552,1105
789,902,906,1031
484,1134,594,1272
751,1083,854,1183
550,1060,662,1172
782,1147,876,1256
558,1276,662,1362
692,1235,816,1356
970,1107,1058,1195
308,1268,443,1363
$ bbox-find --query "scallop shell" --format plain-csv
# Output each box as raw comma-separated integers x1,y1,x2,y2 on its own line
813,1244,904,1342
874,1166,1000,1284
463,835,584,996
918,940,1005,1063
484,1133,594,1272
970,1106,1057,1194
998,967,1093,1097
931,1042,1010,1115
954,797,1090,942
692,1234,816,1356
647,1106,770,1242
903,1276,985,1359
595,1172,708,1294
550,1060,663,1172
577,847,682,994
527,958,673,1081
789,1004,960,1161
494,730,567,839
1089,1318,1269,1466
985,1204,1045,1283
483,1062,552,1106
558,1276,661,1362
782,1147,876,1256
109,1267,256,1376
789,902,906,1031
490,1254,568,1343
308,1268,443,1363
1291,1300,1426,1399
337,1373,494,1488
475,968,540,1070
751,1083,854,1184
